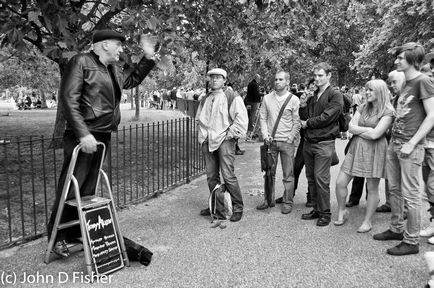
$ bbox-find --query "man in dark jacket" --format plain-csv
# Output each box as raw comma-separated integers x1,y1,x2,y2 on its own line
245,74,261,139
301,62,343,227
47,29,157,256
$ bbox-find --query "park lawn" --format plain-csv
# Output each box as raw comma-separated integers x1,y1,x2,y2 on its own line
0,103,187,138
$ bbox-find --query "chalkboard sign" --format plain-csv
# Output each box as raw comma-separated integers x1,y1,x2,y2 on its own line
84,205,124,275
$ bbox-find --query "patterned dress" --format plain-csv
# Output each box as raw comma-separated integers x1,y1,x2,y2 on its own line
341,105,394,178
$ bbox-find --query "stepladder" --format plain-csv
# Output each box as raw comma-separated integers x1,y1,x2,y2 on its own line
44,142,129,280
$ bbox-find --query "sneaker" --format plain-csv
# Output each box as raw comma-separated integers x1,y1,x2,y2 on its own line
256,203,275,210
420,225,434,237
281,206,293,214
53,240,70,258
373,229,404,241
386,242,419,256
376,204,391,213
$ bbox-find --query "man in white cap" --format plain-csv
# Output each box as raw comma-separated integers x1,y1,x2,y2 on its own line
196,68,248,222
47,29,158,256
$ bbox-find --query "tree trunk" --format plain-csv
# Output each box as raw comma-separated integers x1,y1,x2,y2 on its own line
40,89,48,109
134,86,140,120
130,89,134,110
205,59,210,94
50,59,69,149
50,101,65,149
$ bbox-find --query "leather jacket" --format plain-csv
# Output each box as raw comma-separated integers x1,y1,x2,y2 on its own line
60,51,155,138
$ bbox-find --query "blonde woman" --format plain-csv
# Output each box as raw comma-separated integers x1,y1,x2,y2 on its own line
334,79,394,232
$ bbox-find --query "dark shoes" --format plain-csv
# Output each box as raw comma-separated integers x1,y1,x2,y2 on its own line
200,208,211,216
345,201,359,208
275,197,283,204
386,242,419,256
376,204,391,213
316,215,331,227
230,211,243,222
301,210,320,220
373,229,404,241
256,203,275,210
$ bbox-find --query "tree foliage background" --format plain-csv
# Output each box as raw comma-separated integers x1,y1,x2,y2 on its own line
0,0,433,134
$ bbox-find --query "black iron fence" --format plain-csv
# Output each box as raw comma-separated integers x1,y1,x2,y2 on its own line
0,117,205,249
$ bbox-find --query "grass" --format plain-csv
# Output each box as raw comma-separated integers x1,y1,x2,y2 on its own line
0,103,187,138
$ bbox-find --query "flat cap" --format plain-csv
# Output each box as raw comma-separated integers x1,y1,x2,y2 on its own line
207,68,227,79
92,29,126,44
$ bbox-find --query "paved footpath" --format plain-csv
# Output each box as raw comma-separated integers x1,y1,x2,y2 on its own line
0,140,430,288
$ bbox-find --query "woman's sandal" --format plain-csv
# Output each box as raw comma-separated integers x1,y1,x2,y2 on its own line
333,210,350,226
357,224,372,233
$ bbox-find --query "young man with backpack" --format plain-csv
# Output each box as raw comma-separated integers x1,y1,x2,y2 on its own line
196,68,248,222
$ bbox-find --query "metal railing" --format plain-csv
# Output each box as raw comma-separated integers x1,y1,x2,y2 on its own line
0,117,205,249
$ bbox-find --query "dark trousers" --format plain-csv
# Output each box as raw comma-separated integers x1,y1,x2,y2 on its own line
246,102,260,133
303,140,335,215
47,130,111,242
348,177,366,204
294,130,310,200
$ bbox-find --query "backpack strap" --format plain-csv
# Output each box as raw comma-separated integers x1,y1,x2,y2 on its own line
201,87,240,123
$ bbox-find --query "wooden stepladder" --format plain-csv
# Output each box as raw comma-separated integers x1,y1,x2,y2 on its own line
44,142,129,278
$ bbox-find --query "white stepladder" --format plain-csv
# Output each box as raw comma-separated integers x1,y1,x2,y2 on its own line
44,142,129,279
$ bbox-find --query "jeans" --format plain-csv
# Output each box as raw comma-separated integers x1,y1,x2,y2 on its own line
423,148,434,204
303,140,335,216
387,141,425,245
202,139,244,212
266,141,295,208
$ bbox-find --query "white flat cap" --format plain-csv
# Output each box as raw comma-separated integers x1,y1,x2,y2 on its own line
207,68,227,79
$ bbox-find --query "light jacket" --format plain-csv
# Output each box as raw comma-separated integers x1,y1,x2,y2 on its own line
196,87,248,152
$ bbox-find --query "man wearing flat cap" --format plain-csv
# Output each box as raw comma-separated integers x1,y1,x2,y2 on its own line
196,68,248,222
47,29,158,256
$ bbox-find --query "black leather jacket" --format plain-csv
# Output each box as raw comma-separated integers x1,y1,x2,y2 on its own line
60,51,155,138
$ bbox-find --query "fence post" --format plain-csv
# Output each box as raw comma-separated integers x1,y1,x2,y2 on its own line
186,119,190,183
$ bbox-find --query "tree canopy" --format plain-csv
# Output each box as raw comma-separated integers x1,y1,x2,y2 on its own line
1,0,433,95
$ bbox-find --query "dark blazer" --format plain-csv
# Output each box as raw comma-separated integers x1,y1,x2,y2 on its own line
304,86,343,143
60,51,155,138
